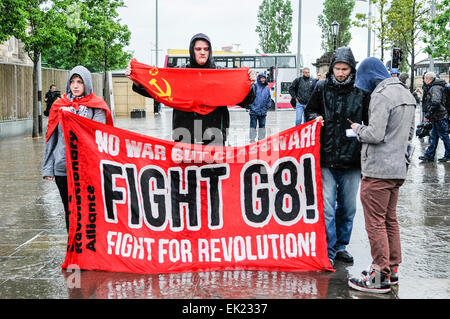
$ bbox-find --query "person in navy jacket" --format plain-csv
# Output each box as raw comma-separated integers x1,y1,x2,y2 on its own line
249,73,272,143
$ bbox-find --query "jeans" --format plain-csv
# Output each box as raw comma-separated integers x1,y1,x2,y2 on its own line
321,167,361,261
295,102,306,126
423,118,450,159
249,114,267,142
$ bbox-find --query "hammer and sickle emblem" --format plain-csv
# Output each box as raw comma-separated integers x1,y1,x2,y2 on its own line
149,78,173,101
147,66,173,101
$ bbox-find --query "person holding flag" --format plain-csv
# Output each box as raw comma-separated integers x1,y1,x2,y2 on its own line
126,33,256,146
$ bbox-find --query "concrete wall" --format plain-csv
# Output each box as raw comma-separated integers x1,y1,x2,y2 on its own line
0,62,104,137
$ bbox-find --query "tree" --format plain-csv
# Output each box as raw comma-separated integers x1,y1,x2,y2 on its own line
8,0,72,137
85,0,131,97
255,0,293,53
422,0,450,60
0,0,26,42
317,0,355,52
43,0,131,81
385,0,429,91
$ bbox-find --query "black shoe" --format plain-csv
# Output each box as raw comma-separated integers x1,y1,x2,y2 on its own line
438,156,450,162
390,265,399,285
419,155,433,162
348,269,391,294
335,250,354,263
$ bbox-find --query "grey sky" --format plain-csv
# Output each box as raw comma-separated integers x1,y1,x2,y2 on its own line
118,0,379,73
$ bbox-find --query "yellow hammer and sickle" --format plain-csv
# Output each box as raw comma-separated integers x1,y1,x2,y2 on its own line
149,78,173,101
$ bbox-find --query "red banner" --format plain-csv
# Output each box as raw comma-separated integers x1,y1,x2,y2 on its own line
128,59,252,114
60,110,333,274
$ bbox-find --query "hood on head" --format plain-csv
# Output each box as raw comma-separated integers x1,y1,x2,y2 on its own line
257,73,268,86
390,68,400,76
355,57,390,93
66,65,93,97
189,33,215,68
432,78,447,87
327,47,357,78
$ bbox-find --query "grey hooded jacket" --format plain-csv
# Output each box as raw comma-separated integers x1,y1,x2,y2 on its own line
42,66,107,177
355,76,416,179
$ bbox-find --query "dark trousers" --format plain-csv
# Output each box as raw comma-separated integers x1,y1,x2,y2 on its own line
55,176,70,232
360,176,404,275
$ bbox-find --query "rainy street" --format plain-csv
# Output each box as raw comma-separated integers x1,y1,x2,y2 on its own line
0,107,448,300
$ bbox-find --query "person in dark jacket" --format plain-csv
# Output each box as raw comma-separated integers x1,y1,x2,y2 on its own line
126,33,256,146
289,67,315,125
43,84,60,116
399,72,420,105
418,72,450,162
249,73,272,142
304,47,369,266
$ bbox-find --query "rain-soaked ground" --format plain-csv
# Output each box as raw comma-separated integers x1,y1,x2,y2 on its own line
0,107,448,300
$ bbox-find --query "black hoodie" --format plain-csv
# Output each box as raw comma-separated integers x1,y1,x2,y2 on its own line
133,33,255,145
187,33,216,68
305,47,370,169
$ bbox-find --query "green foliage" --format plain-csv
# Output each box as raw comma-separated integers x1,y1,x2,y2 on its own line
422,0,450,60
2,0,73,63
42,0,131,73
255,0,293,53
317,0,355,52
0,0,27,42
385,0,428,68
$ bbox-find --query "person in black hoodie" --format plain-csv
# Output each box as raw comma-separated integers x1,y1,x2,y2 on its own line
304,47,369,266
126,33,256,145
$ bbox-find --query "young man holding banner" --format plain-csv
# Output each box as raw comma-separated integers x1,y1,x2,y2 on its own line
126,33,256,146
42,66,113,231
304,47,369,267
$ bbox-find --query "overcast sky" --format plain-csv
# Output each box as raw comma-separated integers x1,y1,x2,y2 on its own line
117,0,378,74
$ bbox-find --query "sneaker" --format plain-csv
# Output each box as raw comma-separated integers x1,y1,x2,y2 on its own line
335,250,354,263
390,265,399,285
348,269,391,294
418,155,433,162
438,156,450,162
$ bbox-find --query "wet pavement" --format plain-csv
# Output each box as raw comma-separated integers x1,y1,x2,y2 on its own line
0,107,449,300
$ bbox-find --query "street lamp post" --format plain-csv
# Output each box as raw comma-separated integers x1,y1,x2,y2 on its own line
331,20,339,51
297,0,303,77
155,0,159,67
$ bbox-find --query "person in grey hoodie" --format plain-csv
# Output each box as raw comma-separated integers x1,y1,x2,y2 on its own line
42,66,110,231
347,57,416,294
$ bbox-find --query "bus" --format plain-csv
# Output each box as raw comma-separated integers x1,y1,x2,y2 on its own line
164,52,298,110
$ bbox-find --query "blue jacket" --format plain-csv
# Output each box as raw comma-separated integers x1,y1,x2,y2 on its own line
250,73,272,116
